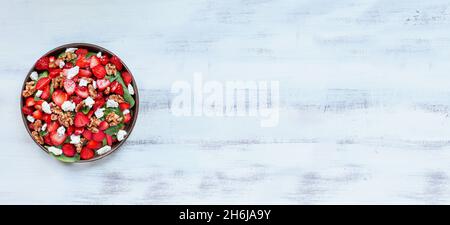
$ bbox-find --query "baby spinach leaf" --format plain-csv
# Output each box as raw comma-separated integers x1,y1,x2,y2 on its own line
54,154,80,163
104,123,124,135
115,72,135,108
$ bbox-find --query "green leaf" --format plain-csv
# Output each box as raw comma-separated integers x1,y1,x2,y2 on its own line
106,75,118,82
54,154,80,163
115,72,135,108
104,107,122,117
81,106,90,114
39,131,48,136
49,80,54,96
38,71,48,79
102,138,107,146
104,123,124,136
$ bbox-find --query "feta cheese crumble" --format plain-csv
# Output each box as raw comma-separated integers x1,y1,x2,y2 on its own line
92,80,97,89
127,84,134,95
79,78,88,87
59,60,65,68
117,130,127,141
42,101,52,114
97,52,102,57
48,146,62,156
106,99,118,108
123,109,130,115
30,71,38,81
57,126,66,137
97,145,111,155
65,48,78,53
26,115,35,123
84,97,95,108
65,66,79,79
61,101,75,111
35,90,43,98
41,123,47,131
94,108,105,118
70,135,81,145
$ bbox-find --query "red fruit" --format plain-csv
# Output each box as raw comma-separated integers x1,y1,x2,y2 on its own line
35,57,49,70
86,140,101,150
50,131,66,146
87,109,95,118
119,103,130,111
98,121,109,131
52,90,68,106
123,113,132,123
110,56,123,71
66,126,74,135
82,129,92,140
106,134,113,146
92,65,106,79
32,110,43,120
92,130,106,142
49,68,62,78
63,79,76,95
62,144,76,157
25,97,35,107
75,48,88,56
22,106,33,115
40,85,51,100
43,114,52,124
75,86,89,98
99,55,109,65
90,56,101,69
74,127,85,135
96,79,110,91
110,81,123,95
47,122,59,132
93,98,105,110
76,56,90,68
48,56,56,68
78,69,92,78
74,112,89,127
121,72,132,86
71,95,83,104
80,147,94,160
63,62,74,69
35,77,51,90
34,100,44,109
44,135,53,145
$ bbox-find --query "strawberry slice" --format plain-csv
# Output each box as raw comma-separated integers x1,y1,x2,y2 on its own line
66,126,74,135
99,55,109,65
76,56,90,68
48,56,56,68
74,127,84,135
64,62,74,69
40,85,51,100
49,131,67,146
123,113,132,123
106,134,113,146
44,135,53,145
80,147,94,160
75,48,88,56
78,69,92,78
110,81,124,95
90,55,101,69
92,130,106,142
35,57,49,70
47,122,59,132
22,106,33,115
110,56,123,71
119,102,130,110
71,95,83,104
52,90,68,106
98,121,109,131
35,77,51,91
121,72,132,86
64,79,76,95
92,65,106,79
49,68,62,78
82,129,92,140
74,112,89,127
75,86,89,98
62,144,76,157
32,110,43,120
86,140,101,150
96,79,110,91
25,97,35,107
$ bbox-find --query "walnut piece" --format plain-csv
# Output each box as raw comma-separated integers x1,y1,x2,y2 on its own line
52,75,64,89
58,112,74,127
31,131,44,145
104,87,110,95
33,120,42,131
105,63,117,75
75,102,84,112
59,52,77,62
106,112,122,127
108,94,125,103
22,81,36,97
87,117,101,133
88,84,97,98
51,105,63,115
75,138,86,153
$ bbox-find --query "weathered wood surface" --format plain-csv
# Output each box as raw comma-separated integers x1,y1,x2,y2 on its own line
1,0,450,204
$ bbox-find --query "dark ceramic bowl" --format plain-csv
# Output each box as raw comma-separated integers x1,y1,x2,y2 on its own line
20,43,139,163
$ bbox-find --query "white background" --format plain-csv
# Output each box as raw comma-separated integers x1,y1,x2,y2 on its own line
1,0,450,204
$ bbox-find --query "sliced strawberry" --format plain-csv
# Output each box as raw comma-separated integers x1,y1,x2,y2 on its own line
110,81,124,95
35,57,49,70
82,129,92,140
63,62,74,69
35,77,51,91
99,55,109,65
75,86,89,98
49,68,62,78
80,147,94,160
32,110,43,120
49,131,66,146
106,134,113,146
92,65,106,79
47,122,59,133
86,140,101,150
43,114,52,124
90,55,101,69
78,69,92,78
25,97,35,107
74,112,89,127
63,79,76,95
62,144,76,157
76,56,90,68
48,56,56,68
75,48,88,56
66,126,74,135
96,79,110,91
44,135,53,145
40,85,51,100
33,100,44,110
123,113,132,123
52,90,68,107
119,102,130,110
121,72,132,86
71,95,83,104
92,130,106,142
93,98,105,110
22,106,33,115
98,121,109,131
110,56,123,71
74,127,84,135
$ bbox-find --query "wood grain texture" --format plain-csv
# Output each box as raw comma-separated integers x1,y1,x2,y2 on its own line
1,0,450,204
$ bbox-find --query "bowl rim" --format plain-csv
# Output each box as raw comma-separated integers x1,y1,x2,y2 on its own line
20,43,139,163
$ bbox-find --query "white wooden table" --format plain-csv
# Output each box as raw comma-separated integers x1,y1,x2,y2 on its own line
1,0,450,204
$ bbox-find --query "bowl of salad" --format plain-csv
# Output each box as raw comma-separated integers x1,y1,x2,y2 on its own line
20,43,138,163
